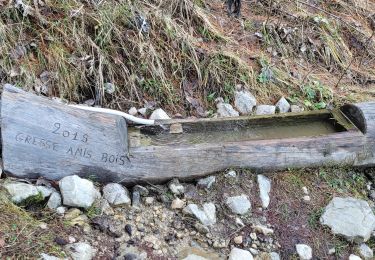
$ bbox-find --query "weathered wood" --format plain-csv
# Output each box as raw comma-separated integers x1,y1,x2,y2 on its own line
1,85,375,184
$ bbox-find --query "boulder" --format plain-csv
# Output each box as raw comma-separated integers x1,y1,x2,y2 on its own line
149,108,170,120
59,175,100,209
255,105,276,115
102,183,131,206
183,203,216,226
3,182,39,203
295,244,312,260
226,195,251,215
228,247,253,260
257,175,271,208
234,90,257,114
65,242,95,260
320,197,375,242
275,97,290,113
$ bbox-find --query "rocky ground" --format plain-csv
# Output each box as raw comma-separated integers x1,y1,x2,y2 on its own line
1,166,375,259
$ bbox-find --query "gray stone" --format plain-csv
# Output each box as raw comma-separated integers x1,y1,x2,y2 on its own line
103,183,131,206
216,99,239,117
291,105,304,113
349,255,362,260
36,186,55,198
255,105,276,115
104,82,116,94
171,198,185,209
59,175,100,209
296,244,312,260
182,255,208,260
149,108,170,120
228,247,253,260
258,175,271,208
234,90,257,114
197,176,216,189
168,179,185,195
3,182,39,203
226,195,251,215
270,252,281,260
65,242,94,260
320,197,375,242
56,206,67,215
98,199,114,215
128,107,138,116
275,97,290,113
359,243,373,259
225,170,237,178
138,108,147,116
253,224,274,235
183,203,216,226
40,253,62,260
47,192,62,209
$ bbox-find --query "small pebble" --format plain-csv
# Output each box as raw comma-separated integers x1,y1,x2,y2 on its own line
125,224,132,236
233,235,243,244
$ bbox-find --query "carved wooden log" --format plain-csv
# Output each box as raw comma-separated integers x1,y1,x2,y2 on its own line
1,85,375,184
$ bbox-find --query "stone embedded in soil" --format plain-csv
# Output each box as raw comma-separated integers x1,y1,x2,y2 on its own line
182,254,209,260
3,182,39,203
228,247,253,260
233,235,243,244
295,244,312,260
255,105,276,115
183,203,216,226
257,174,271,208
149,108,171,120
103,183,131,206
216,99,239,117
291,105,304,113
270,252,281,260
168,179,185,195
275,97,290,113
320,197,375,242
234,90,257,114
56,206,67,214
226,194,251,215
40,253,60,260
197,176,216,189
65,242,95,260
47,192,62,209
171,198,185,209
359,243,373,259
59,175,100,209
225,170,237,178
253,224,274,235
349,255,363,260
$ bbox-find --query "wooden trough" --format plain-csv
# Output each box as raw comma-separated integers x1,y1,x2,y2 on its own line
1,85,375,184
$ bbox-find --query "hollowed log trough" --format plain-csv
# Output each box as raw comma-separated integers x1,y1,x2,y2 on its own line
1,85,375,184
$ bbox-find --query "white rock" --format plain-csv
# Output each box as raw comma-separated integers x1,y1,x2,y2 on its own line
47,192,62,209
168,179,185,195
216,101,239,117
171,198,185,209
149,108,170,120
320,197,375,242
275,97,290,113
234,90,257,114
102,183,131,206
302,186,309,195
359,243,373,259
303,195,311,202
36,186,55,198
56,206,67,215
257,175,271,208
228,247,253,260
138,108,147,116
349,255,362,260
328,248,335,255
65,242,95,260
296,244,312,260
144,197,154,205
40,253,61,260
128,107,138,116
183,203,216,226
182,255,208,260
291,105,304,113
104,82,116,94
226,195,251,215
59,175,100,209
270,252,281,260
255,105,276,115
3,182,39,203
225,170,237,178
197,176,216,189
253,224,274,235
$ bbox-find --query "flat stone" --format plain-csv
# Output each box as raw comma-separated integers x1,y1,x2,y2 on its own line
182,255,208,260
103,183,131,206
149,108,170,120
59,175,100,209
47,192,62,209
171,198,185,209
228,247,253,260
197,176,216,189
40,253,61,260
234,90,257,114
3,182,39,203
183,203,216,226
349,255,362,260
216,101,239,117
255,105,276,115
65,242,95,260
226,194,251,215
257,175,271,208
275,97,290,113
320,197,375,242
359,243,373,259
168,179,185,195
291,105,304,113
296,244,312,260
